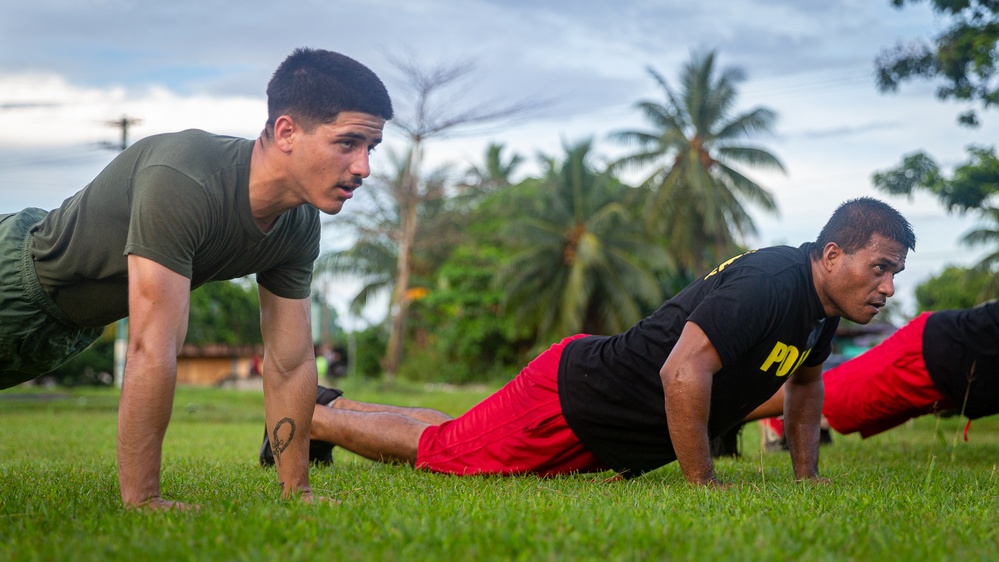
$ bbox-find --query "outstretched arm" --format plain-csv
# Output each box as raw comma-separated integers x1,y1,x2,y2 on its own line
784,363,825,482
258,286,319,501
660,321,724,486
117,255,191,509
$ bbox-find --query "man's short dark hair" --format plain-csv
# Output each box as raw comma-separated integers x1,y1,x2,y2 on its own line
265,47,393,136
811,197,916,258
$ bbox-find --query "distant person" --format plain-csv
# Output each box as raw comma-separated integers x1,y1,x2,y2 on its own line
746,299,999,443
260,198,915,486
315,345,331,380
0,47,393,509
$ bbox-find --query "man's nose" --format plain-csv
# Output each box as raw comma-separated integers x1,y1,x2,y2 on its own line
350,151,371,178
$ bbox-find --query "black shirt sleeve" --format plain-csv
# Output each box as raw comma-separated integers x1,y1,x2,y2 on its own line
688,268,779,368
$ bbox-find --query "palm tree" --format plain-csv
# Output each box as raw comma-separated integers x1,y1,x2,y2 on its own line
316,147,457,372
461,142,524,193
368,55,549,377
961,205,999,299
611,50,785,274
497,139,671,345
315,148,405,319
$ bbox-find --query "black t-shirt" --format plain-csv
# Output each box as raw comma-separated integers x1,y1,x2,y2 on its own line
923,300,999,419
558,244,838,476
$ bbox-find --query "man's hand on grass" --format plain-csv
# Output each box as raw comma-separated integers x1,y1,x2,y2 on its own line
129,497,201,512
795,475,832,485
297,491,340,505
694,477,734,490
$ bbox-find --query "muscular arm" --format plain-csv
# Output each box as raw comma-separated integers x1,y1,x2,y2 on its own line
258,286,318,500
660,321,724,485
783,363,824,481
117,255,191,508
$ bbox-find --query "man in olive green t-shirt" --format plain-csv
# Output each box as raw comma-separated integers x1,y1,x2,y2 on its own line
0,48,393,510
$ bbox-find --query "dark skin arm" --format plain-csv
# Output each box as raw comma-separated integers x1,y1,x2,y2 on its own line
660,321,725,486
783,363,827,482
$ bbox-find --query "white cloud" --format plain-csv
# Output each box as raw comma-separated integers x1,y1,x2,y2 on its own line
0,73,264,148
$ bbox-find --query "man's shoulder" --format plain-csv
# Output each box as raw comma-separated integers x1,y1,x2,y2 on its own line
141,128,234,142
749,244,807,264
136,129,249,155
727,245,809,280
701,245,804,280
128,130,253,186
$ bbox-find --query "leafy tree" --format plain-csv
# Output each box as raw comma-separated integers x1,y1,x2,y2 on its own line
497,139,671,345
872,145,999,278
186,279,262,345
874,3,999,289
400,244,531,383
872,144,999,212
960,205,999,298
375,56,550,378
317,144,484,375
915,265,994,310
611,50,784,274
318,149,410,321
349,325,389,379
876,0,999,126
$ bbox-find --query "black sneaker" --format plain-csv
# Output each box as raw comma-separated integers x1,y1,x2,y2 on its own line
258,386,343,467
710,423,744,458
819,427,833,446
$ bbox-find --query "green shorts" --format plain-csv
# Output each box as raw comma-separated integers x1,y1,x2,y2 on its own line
0,209,105,389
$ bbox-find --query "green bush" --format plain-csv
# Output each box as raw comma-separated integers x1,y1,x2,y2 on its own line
350,325,388,379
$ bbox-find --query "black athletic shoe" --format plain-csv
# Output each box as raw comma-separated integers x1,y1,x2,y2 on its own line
819,427,833,446
258,386,343,467
710,423,744,458
259,427,275,467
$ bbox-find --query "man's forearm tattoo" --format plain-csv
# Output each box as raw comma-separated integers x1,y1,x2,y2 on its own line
270,417,296,466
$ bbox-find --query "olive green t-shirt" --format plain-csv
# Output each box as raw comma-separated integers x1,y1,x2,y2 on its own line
30,129,320,328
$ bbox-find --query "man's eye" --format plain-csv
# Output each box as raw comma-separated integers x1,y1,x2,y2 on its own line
875,264,886,273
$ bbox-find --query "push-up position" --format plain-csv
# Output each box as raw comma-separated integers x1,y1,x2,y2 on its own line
749,298,999,443
1,48,393,508
264,198,915,485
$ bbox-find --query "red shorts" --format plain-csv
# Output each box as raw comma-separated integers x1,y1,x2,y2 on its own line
822,312,953,438
416,334,609,476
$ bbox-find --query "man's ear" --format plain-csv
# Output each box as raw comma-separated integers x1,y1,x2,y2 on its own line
272,115,298,153
821,242,843,271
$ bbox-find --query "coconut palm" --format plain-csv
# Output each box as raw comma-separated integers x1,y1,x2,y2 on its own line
497,139,671,345
612,50,784,274
461,142,524,193
961,205,999,299
315,147,457,369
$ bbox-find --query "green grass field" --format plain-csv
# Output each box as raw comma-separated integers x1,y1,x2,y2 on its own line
1,380,997,561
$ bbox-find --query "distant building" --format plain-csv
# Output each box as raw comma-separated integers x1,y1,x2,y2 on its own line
176,343,262,386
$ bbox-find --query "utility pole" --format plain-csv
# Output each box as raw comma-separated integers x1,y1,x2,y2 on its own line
102,115,142,152
103,116,142,389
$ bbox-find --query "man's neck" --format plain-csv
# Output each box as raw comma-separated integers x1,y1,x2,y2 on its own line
248,136,289,233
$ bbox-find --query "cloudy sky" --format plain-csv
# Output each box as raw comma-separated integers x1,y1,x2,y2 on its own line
1,0,995,318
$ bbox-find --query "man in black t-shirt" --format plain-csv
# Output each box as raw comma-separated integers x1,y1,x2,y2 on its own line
748,299,999,440
271,198,915,486
1,49,393,509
